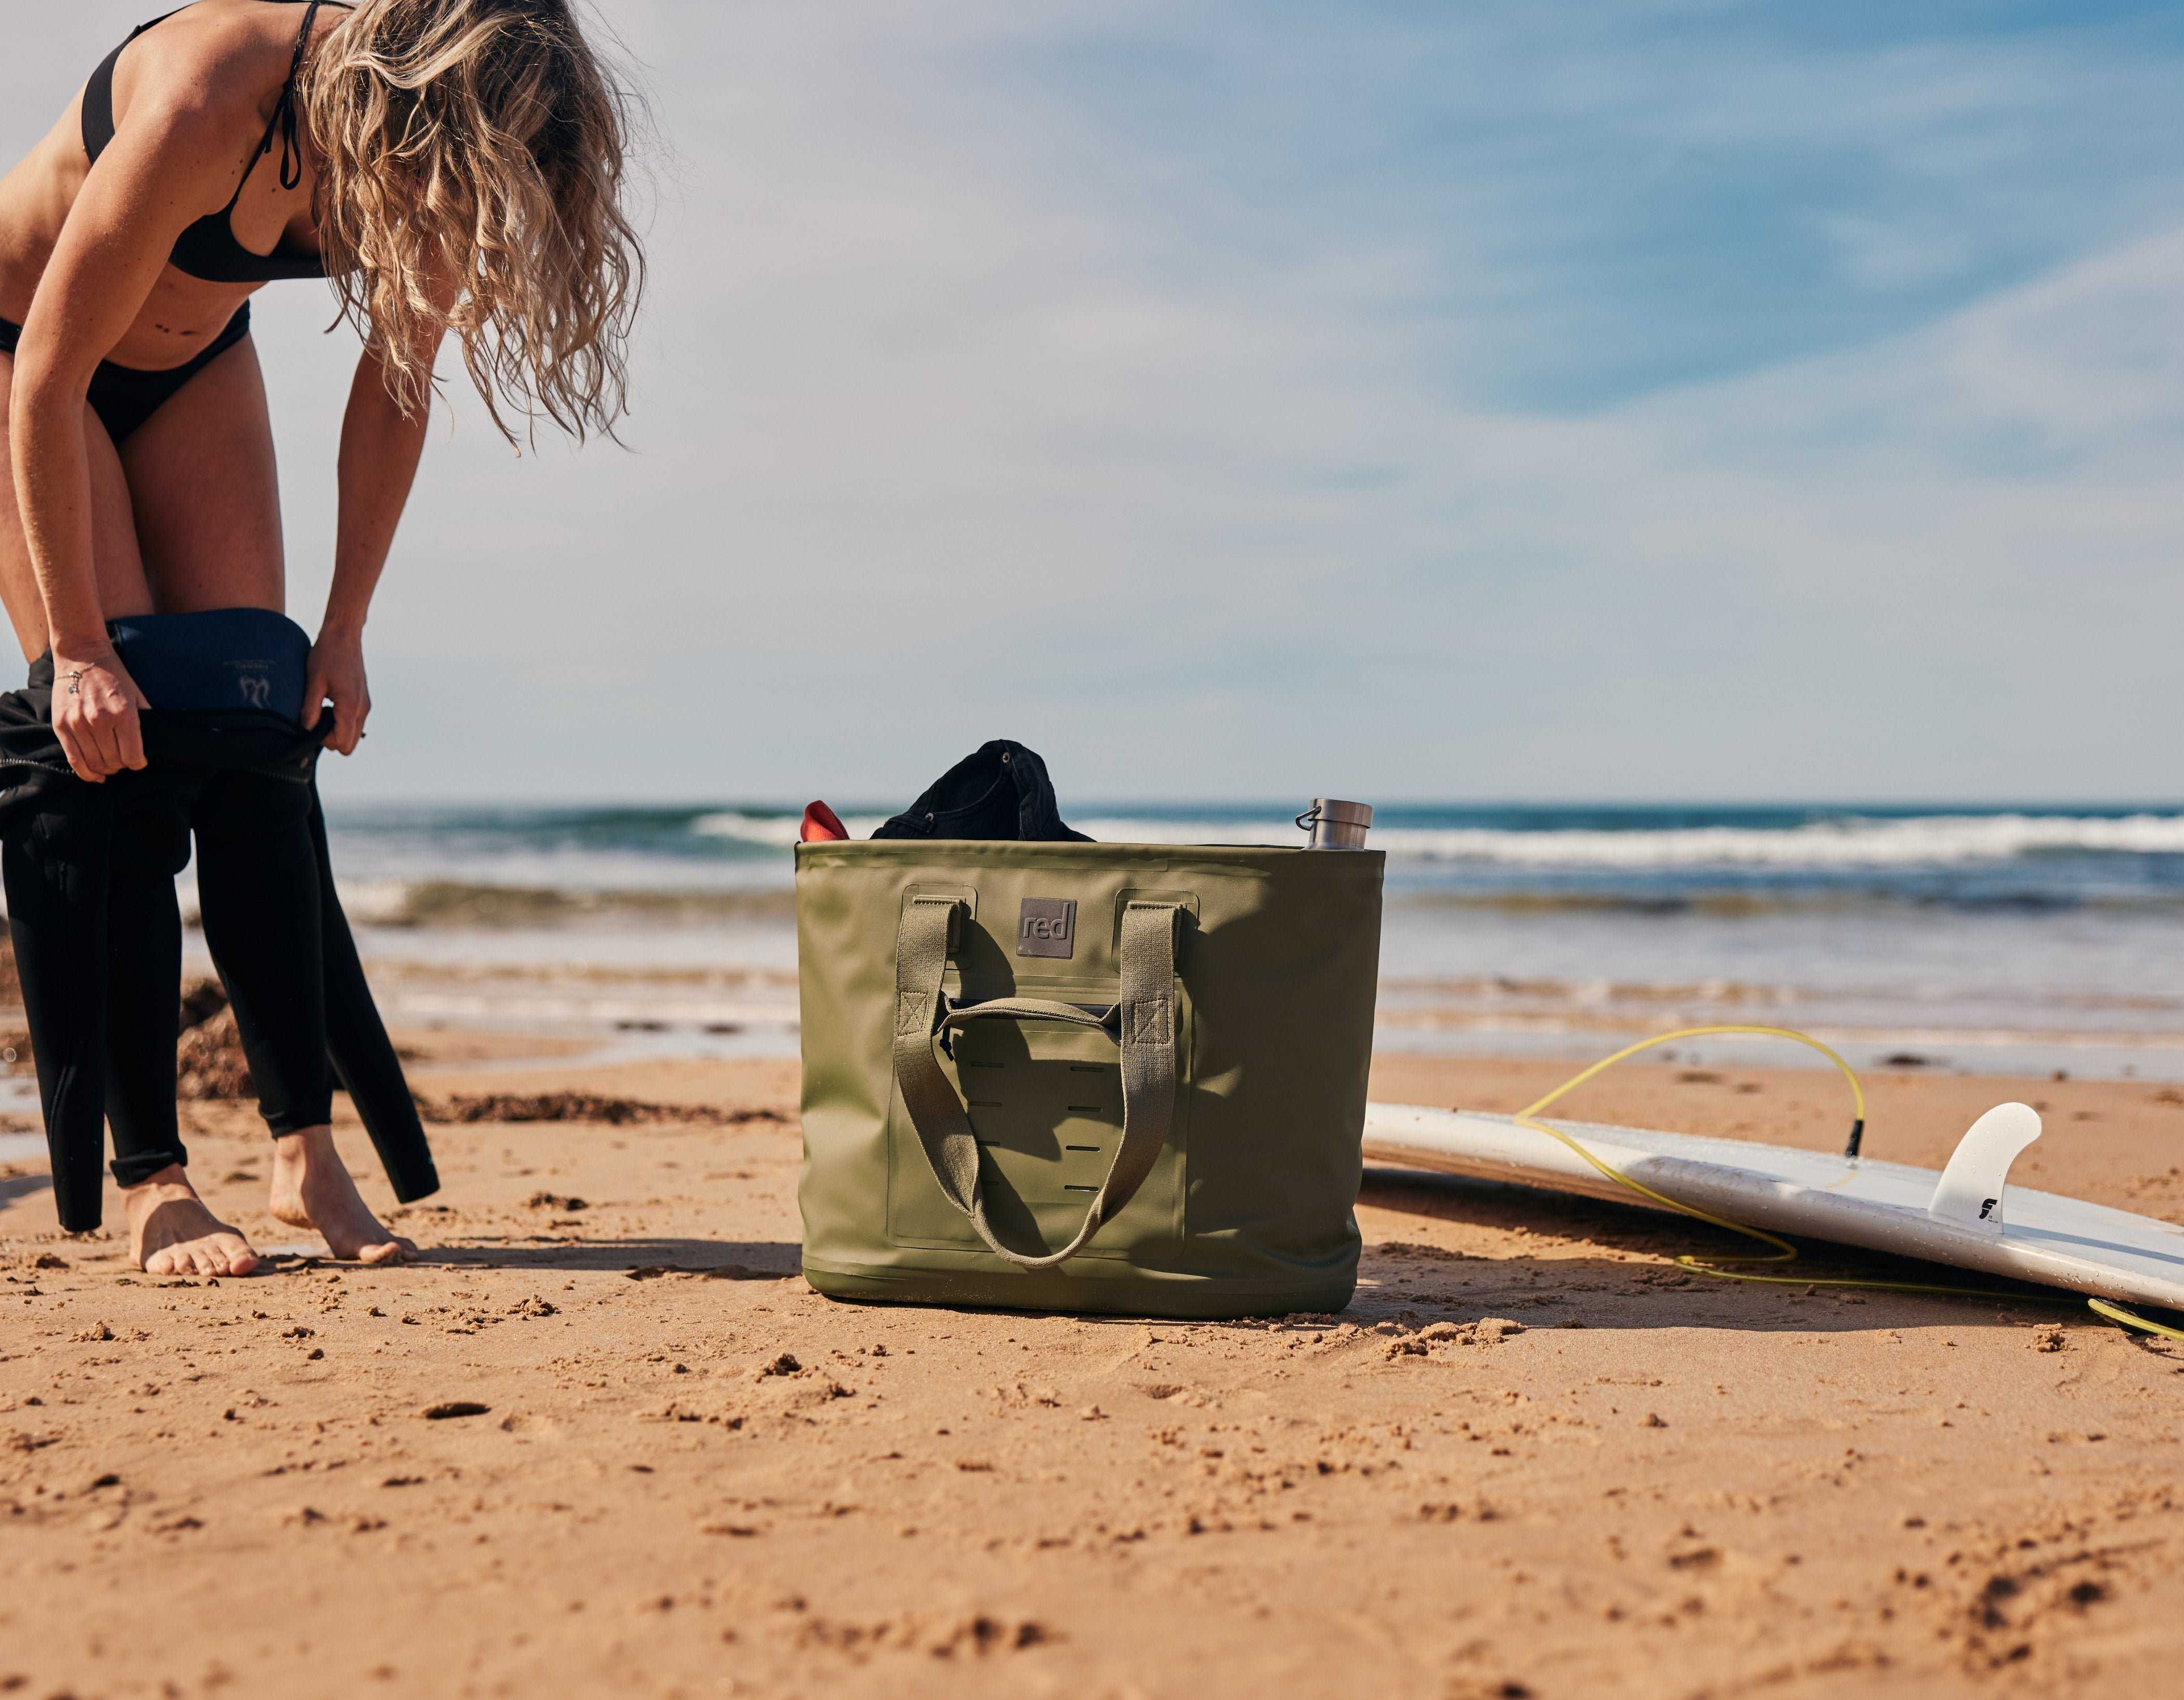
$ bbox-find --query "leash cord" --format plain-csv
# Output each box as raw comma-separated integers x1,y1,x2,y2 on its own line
1509,1026,2172,1332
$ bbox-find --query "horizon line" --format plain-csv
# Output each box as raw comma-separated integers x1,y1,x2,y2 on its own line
312,796,2184,814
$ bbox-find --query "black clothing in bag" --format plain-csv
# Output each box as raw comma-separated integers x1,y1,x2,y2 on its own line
872,741,1091,842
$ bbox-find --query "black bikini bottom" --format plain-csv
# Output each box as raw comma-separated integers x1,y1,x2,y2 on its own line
0,304,251,445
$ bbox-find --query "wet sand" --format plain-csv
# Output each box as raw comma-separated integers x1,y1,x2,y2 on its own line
4,1048,2182,1698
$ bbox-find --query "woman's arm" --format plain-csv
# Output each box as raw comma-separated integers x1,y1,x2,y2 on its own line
306,309,449,757
9,83,259,781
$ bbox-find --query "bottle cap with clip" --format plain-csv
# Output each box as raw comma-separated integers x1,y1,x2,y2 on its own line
1297,799,1373,849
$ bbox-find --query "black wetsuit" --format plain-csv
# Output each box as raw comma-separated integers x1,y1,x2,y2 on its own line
0,612,435,1232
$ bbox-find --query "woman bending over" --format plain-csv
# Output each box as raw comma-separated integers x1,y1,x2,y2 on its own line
0,0,643,1274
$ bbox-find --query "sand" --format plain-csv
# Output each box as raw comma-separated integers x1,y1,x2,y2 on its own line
5,1047,2183,1698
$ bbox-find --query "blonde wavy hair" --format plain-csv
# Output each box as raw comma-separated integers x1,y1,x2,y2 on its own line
301,0,645,442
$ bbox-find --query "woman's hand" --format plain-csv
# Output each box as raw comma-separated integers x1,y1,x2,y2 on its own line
49,646,151,783
305,628,371,754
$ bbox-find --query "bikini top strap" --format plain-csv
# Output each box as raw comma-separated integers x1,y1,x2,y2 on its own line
269,0,329,192
82,12,187,163
236,0,355,204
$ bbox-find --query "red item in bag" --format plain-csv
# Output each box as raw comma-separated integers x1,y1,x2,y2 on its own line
800,801,850,843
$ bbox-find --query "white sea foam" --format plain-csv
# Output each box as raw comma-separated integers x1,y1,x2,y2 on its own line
693,810,890,848
694,809,2184,868
1357,813,2184,868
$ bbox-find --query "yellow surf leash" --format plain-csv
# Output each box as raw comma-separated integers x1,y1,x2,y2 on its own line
2087,1297,2184,1340
1510,1025,2179,1335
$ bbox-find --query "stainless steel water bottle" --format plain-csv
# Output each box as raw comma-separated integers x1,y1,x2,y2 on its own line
1298,799,1373,849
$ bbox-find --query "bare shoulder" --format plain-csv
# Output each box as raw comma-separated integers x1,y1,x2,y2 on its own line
105,1,294,169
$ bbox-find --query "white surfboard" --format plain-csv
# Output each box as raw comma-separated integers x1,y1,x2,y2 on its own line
1362,1101,2184,1311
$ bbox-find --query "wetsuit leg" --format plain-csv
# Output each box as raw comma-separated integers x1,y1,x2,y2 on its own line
99,773,197,1185
2,791,115,1232
309,790,438,1201
191,771,332,1136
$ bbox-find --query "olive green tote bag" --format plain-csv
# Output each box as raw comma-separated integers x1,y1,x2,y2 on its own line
795,840,1383,1317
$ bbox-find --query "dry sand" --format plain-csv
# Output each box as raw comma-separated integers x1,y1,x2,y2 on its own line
5,1047,2183,1698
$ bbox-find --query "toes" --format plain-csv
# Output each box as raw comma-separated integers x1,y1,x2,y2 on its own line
356,1240,408,1266
142,1246,177,1276
215,1234,260,1277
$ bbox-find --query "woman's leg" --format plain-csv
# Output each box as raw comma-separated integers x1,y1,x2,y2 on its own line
0,349,154,655
98,770,273,1276
101,776,194,1183
121,333,413,1263
194,771,415,1264
193,771,331,1137
115,331,285,613
1,347,259,1273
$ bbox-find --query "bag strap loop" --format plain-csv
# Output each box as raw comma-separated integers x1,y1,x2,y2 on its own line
892,895,1180,1269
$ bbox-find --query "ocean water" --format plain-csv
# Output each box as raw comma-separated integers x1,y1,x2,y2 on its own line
281,802,2184,1080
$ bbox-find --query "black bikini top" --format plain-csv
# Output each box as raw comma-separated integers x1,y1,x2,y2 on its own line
81,1,353,285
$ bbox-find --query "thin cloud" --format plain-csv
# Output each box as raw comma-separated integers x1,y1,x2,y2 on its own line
4,5,2176,801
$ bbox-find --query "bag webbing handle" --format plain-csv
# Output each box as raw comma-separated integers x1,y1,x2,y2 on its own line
892,895,1180,1269
944,996,1114,1030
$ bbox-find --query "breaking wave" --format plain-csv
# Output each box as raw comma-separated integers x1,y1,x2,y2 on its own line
692,809,2184,869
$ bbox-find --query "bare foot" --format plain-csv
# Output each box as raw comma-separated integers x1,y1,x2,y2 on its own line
125,1166,261,1277
268,1127,419,1265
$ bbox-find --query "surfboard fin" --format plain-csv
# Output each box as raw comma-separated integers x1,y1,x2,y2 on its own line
1927,1103,2043,1234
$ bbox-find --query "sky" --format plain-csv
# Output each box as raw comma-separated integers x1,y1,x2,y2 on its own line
5,2,2181,804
